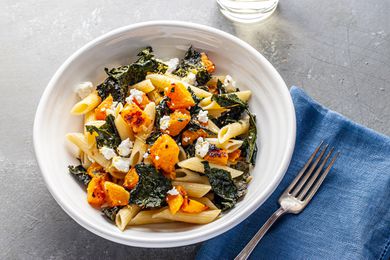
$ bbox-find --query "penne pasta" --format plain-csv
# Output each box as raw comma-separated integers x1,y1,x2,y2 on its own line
152,209,221,224
192,197,218,210
129,138,147,167
114,114,135,141
178,157,244,178
147,90,163,104
171,181,211,198
84,120,105,148
218,117,249,144
187,85,212,98
131,79,155,93
71,91,101,115
205,138,243,153
204,120,220,134
115,204,141,231
174,168,209,184
129,208,174,225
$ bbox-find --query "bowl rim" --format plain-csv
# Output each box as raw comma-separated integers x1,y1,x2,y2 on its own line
33,20,296,248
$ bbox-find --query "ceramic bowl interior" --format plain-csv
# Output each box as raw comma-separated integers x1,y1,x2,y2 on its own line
34,21,296,248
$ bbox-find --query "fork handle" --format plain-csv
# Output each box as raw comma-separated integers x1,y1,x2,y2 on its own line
234,207,287,260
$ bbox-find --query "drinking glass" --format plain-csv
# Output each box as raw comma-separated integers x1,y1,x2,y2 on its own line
217,0,279,23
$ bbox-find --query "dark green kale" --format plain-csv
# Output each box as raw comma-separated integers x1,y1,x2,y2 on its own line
231,161,251,198
68,165,91,187
173,46,211,85
85,114,121,149
212,106,246,128
185,144,196,158
154,97,171,128
216,79,226,94
202,162,238,211
146,130,162,145
241,112,258,165
211,93,248,108
129,164,172,208
97,47,167,103
102,206,122,222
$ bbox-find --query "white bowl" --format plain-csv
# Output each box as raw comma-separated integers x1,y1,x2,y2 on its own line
33,21,296,248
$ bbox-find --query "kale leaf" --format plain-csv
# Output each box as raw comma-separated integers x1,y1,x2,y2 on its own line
211,93,248,108
97,47,167,103
129,164,172,208
202,161,238,211
216,79,226,94
231,161,251,198
145,130,162,145
212,106,246,128
102,206,122,222
173,46,211,85
68,165,91,187
85,114,121,149
154,97,171,128
241,112,258,165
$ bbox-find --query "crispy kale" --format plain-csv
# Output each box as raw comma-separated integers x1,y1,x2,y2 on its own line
154,97,171,128
102,206,122,222
129,164,172,208
211,93,248,108
231,161,251,198
85,114,121,149
68,165,91,187
202,162,238,211
146,130,162,145
216,79,227,94
173,46,211,85
241,113,258,165
97,47,167,103
212,106,246,128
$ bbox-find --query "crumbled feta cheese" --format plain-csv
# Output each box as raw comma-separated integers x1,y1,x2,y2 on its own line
143,152,149,159
75,82,94,99
183,72,197,86
167,187,180,196
165,58,179,74
125,96,133,104
159,115,171,130
195,137,210,158
155,155,160,160
197,110,209,123
129,89,144,103
183,136,190,142
112,156,131,172
117,138,133,157
99,146,116,160
111,101,118,110
223,75,237,92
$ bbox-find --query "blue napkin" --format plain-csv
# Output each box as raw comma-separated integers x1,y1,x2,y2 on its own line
196,86,390,260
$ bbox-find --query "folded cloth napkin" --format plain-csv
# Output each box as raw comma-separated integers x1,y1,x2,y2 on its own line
196,86,390,260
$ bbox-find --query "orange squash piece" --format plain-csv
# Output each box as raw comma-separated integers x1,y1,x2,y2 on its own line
228,149,241,163
120,103,151,134
104,181,130,207
166,82,195,110
149,134,180,179
181,198,209,213
181,129,208,146
204,146,229,165
201,52,215,73
163,109,191,136
130,92,150,110
87,176,106,207
95,95,113,120
87,162,105,177
123,168,139,190
166,185,188,214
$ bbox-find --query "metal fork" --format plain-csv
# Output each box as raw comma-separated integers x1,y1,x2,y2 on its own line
235,141,340,260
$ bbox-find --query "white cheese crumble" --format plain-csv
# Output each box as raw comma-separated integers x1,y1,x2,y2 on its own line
183,72,197,86
223,75,237,92
159,115,171,130
117,138,133,157
167,187,180,196
126,89,145,104
197,110,209,123
99,146,116,160
195,137,210,158
143,152,149,159
112,156,131,172
75,81,94,99
183,136,190,143
155,155,160,160
165,58,179,74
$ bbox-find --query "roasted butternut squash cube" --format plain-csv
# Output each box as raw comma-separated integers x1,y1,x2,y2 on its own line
204,146,229,165
104,181,130,207
87,176,106,207
228,149,241,164
166,193,184,215
120,103,151,134
181,129,208,146
163,109,191,136
181,198,209,213
201,52,215,73
95,95,113,120
149,134,179,178
87,162,105,178
166,82,195,110
123,168,139,190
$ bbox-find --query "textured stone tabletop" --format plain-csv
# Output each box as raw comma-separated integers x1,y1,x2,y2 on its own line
1,0,389,259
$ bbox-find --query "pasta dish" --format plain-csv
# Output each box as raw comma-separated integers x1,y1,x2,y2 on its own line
66,46,257,230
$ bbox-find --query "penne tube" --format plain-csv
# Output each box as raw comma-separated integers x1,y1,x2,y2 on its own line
66,133,110,168
218,118,249,144
147,90,163,104
84,120,105,148
178,157,244,178
174,169,210,184
131,79,155,93
171,181,211,198
71,91,101,115
205,138,243,153
114,114,135,141
129,138,147,167
187,85,212,98
115,204,141,231
129,208,174,225
192,197,218,210
152,209,221,224
204,120,220,134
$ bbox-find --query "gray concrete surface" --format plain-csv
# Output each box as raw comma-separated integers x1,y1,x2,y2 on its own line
1,0,389,259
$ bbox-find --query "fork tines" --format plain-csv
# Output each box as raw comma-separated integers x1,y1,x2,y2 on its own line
286,141,339,203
